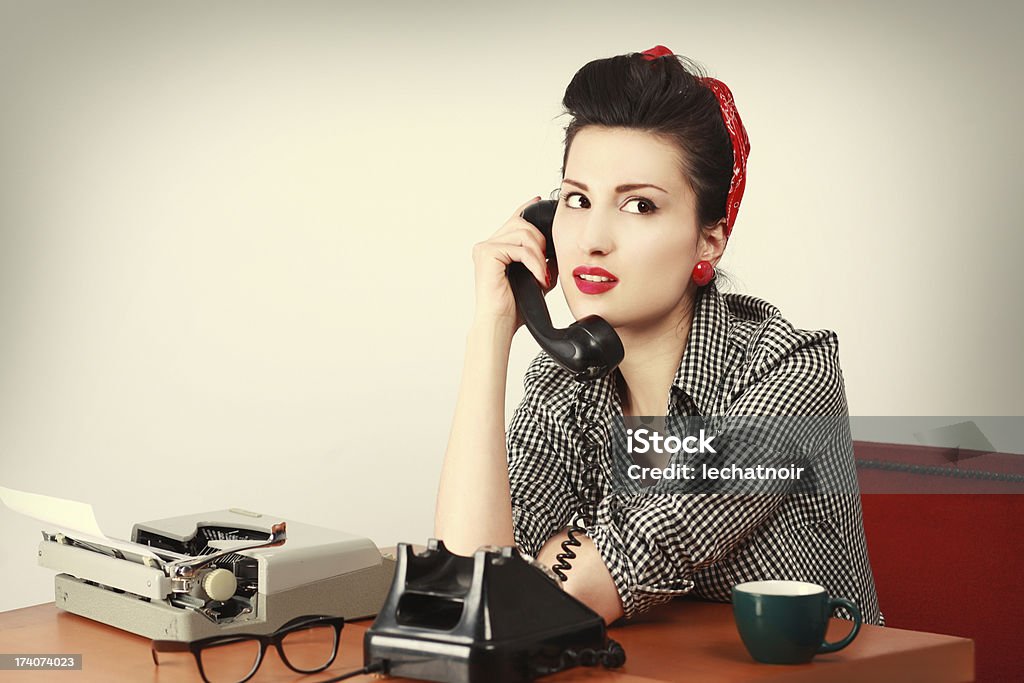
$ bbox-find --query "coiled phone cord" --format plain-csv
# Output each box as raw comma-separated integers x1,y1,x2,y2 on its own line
545,384,627,674
551,384,604,583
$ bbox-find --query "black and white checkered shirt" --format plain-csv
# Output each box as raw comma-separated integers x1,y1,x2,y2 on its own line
507,282,882,624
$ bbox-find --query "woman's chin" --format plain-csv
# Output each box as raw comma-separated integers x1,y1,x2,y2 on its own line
566,292,662,330
569,303,673,335
568,301,621,326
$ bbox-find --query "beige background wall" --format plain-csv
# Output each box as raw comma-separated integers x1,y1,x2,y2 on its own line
1,0,1021,611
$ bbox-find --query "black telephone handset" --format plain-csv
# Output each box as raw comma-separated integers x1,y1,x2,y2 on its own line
511,200,615,586
508,200,624,382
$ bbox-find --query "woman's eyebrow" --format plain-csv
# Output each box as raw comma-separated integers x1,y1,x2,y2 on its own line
562,178,668,194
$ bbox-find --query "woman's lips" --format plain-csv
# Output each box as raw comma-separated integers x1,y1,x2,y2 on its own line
572,265,619,295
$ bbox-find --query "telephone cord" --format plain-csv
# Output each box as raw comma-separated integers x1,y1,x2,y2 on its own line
544,384,626,674
551,385,604,583
316,661,385,682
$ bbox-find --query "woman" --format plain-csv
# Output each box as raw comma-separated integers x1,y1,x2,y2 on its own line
435,46,881,626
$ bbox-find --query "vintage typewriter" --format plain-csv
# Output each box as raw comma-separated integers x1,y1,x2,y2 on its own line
36,508,395,640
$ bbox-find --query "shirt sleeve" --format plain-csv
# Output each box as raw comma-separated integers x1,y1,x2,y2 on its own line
590,330,850,618
507,400,576,557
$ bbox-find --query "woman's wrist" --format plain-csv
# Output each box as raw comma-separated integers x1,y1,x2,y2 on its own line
469,312,519,345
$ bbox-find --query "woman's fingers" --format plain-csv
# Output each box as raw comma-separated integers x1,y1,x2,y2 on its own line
509,195,543,222
470,197,554,324
492,197,546,240
474,241,549,289
496,225,547,257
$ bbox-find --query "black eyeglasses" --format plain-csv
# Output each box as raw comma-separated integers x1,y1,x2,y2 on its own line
151,615,345,683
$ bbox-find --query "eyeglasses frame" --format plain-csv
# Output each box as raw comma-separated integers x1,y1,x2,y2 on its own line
151,614,345,683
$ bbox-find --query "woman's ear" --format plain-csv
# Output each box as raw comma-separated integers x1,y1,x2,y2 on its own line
698,218,729,265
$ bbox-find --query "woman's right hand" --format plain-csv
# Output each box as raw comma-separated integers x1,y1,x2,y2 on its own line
471,196,557,330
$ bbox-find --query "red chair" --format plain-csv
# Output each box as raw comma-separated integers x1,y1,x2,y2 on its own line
856,441,1024,682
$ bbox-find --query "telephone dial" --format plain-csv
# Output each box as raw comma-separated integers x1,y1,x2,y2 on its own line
360,200,627,683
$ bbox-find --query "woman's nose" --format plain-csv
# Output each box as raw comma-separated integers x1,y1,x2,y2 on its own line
576,209,615,255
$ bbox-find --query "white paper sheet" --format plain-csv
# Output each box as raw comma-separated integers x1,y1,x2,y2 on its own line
0,485,162,560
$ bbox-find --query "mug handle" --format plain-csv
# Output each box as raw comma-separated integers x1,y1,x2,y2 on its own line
818,598,862,654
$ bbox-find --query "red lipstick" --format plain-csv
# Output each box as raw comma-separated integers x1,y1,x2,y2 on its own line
572,265,619,295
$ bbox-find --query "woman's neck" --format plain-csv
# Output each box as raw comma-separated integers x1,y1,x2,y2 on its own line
617,301,695,417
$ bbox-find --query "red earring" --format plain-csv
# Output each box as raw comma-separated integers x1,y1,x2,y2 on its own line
691,260,715,286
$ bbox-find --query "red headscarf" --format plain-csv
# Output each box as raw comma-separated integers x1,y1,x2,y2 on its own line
642,46,751,237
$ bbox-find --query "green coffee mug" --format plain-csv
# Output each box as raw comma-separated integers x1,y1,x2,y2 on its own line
732,580,862,664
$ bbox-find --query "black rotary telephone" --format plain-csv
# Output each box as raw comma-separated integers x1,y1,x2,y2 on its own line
358,201,629,683
506,199,624,382
362,541,625,683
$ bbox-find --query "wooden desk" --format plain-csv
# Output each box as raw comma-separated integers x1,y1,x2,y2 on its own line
0,600,973,682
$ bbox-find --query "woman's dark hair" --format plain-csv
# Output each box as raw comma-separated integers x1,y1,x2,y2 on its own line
561,53,734,229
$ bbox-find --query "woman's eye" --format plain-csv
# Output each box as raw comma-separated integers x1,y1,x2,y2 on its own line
562,193,590,209
622,198,657,215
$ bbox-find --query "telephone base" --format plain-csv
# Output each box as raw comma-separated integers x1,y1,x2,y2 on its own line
363,540,619,683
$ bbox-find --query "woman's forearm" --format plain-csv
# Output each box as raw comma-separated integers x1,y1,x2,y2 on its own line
434,315,519,554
